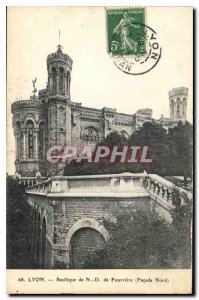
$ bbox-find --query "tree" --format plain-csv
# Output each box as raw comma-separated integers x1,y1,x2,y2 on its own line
170,189,192,268
7,176,34,268
165,121,193,186
64,131,131,176
102,209,178,269
129,121,167,174
99,130,128,146
64,121,193,179
84,200,192,269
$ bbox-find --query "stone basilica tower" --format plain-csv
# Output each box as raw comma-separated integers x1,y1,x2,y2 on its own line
46,45,73,175
169,87,188,125
11,45,73,178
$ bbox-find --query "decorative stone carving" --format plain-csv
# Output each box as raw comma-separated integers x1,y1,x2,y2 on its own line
105,116,115,130
72,111,80,126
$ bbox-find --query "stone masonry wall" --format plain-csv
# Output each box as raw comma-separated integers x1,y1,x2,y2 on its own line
52,196,151,267
28,193,152,268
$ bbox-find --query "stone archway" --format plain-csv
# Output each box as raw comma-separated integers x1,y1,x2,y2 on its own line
66,219,109,269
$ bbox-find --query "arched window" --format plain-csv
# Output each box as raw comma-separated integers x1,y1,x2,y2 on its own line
82,127,99,148
170,99,174,116
67,71,70,95
52,67,56,95
176,98,180,117
59,67,64,95
26,120,34,159
39,122,45,159
182,97,186,116
15,121,21,159
120,130,129,140
16,121,20,130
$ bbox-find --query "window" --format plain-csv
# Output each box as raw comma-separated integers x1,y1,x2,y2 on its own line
170,99,174,115
39,123,45,159
176,98,180,117
26,120,34,159
82,127,99,148
52,67,56,94
182,98,186,116
59,67,64,95
120,130,129,140
67,71,70,95
15,121,21,159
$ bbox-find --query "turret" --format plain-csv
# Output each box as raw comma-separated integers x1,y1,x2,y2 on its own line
47,45,73,98
169,87,188,124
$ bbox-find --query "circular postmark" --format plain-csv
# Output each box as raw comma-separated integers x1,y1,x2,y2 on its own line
109,23,161,75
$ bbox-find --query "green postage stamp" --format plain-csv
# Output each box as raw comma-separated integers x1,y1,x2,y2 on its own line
106,7,161,75
107,8,146,56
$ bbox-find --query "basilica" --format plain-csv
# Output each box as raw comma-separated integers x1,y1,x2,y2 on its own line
11,44,188,178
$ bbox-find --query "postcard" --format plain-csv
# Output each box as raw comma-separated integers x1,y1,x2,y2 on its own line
6,6,193,294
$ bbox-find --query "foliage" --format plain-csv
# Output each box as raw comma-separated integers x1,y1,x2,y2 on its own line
170,189,192,268
84,195,192,269
64,121,193,184
165,121,193,185
129,121,167,174
6,176,34,268
99,130,128,146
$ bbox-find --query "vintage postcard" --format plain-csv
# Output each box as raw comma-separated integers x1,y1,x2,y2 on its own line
6,6,193,294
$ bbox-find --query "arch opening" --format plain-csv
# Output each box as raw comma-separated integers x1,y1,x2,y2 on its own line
59,67,64,95
176,97,181,118
66,71,70,95
15,121,21,159
52,67,57,95
182,97,186,116
120,130,129,139
66,218,109,269
26,120,34,159
82,127,99,148
69,227,106,269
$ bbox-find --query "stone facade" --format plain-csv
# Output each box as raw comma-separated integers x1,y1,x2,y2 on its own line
11,45,188,177
26,173,191,269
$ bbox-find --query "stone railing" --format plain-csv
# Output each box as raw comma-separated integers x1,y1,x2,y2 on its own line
25,173,147,195
145,174,192,208
19,176,47,187
25,173,192,208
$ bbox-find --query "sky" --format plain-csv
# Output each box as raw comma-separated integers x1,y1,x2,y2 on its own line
7,7,193,175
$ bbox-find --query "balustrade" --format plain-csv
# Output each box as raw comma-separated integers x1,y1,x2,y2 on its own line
24,173,191,209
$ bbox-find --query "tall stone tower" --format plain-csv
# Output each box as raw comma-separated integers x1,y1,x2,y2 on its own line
11,45,73,178
11,92,47,178
169,87,188,124
47,45,73,175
